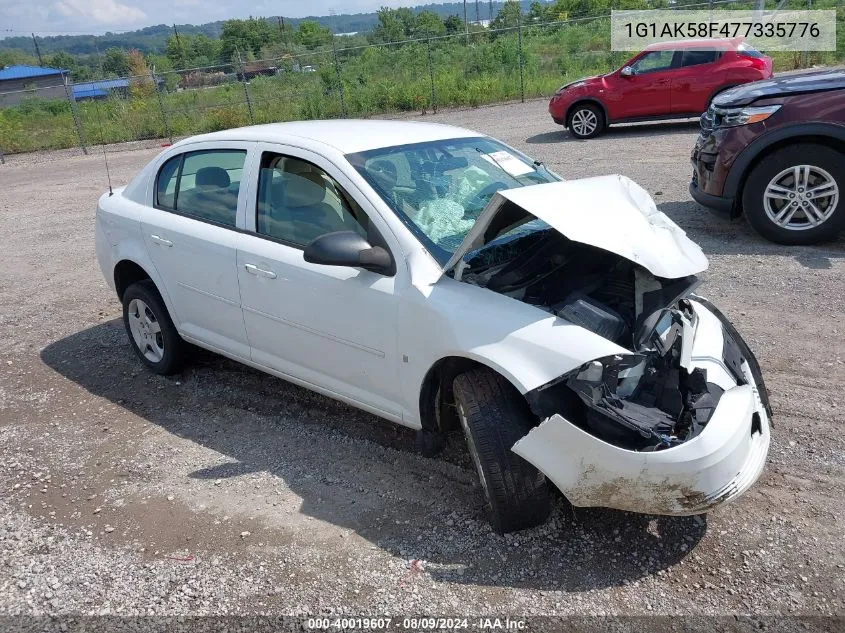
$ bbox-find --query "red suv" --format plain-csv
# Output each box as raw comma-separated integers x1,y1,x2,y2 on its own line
548,38,773,139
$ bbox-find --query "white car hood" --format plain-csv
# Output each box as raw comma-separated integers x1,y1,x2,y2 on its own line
443,175,708,280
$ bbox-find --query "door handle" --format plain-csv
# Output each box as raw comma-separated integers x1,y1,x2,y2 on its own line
150,234,173,247
244,263,277,279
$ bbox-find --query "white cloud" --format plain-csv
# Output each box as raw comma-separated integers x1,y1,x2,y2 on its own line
51,0,146,25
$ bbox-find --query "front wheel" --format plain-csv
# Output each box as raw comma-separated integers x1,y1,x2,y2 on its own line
568,103,605,139
742,144,845,245
452,368,550,533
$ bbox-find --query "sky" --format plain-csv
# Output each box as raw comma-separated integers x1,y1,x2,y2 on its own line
0,0,461,36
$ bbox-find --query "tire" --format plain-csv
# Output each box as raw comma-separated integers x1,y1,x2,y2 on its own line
568,103,605,139
452,368,550,533
742,144,845,245
122,280,187,375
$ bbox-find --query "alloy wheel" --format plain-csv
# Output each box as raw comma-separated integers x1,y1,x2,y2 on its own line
571,108,598,137
764,164,839,231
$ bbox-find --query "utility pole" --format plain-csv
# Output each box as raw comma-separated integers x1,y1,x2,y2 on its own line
277,16,290,53
476,0,480,25
31,33,43,66
172,24,187,69
464,0,469,44
489,0,493,24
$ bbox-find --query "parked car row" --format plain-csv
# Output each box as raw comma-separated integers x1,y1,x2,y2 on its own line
549,38,844,245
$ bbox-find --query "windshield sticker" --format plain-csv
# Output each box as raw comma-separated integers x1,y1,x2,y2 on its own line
480,151,535,177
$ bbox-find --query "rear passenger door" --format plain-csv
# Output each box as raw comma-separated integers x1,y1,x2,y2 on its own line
670,49,724,114
140,142,253,359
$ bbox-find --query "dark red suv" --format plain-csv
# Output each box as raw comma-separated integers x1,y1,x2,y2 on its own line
548,38,773,139
690,69,845,244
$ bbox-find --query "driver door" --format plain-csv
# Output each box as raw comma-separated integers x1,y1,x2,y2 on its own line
236,144,404,420
614,49,678,118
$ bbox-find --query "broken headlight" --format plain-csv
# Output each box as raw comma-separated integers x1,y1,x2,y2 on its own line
566,344,724,451
568,353,680,449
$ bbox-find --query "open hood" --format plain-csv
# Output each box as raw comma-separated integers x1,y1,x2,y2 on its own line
442,175,708,280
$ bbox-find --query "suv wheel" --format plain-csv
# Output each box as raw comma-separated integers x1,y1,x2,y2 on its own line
122,280,187,375
743,144,845,245
452,367,550,533
568,103,605,139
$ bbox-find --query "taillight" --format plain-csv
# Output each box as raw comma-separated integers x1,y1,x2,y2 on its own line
741,55,767,71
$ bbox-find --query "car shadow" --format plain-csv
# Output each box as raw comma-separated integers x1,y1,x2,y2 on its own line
41,321,706,591
525,120,700,144
656,200,845,268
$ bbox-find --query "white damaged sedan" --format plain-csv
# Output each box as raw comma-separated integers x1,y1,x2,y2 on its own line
95,120,771,532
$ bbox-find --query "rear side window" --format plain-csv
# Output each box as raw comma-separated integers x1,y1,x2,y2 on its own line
156,156,180,210
737,42,765,58
681,49,720,67
154,149,247,227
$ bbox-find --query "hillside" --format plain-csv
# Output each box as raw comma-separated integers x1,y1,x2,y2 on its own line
0,1,527,57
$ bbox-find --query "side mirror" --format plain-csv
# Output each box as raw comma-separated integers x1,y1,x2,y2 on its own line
304,231,393,275
620,66,635,78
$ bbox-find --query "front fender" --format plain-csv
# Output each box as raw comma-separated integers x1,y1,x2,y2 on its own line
400,276,627,426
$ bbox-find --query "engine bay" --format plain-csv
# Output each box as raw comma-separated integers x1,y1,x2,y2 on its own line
460,228,747,451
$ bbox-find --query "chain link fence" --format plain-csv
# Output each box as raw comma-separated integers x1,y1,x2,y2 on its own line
0,0,841,156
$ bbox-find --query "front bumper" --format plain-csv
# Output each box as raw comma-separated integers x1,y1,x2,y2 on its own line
549,94,571,126
689,126,743,218
512,299,771,516
690,181,734,215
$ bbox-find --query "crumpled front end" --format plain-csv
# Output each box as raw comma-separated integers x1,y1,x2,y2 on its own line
513,297,771,515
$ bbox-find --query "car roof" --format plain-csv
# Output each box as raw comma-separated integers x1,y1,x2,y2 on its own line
643,37,740,52
174,119,484,154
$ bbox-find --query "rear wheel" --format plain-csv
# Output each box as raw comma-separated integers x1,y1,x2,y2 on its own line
742,144,845,244
122,280,187,375
568,103,605,139
452,368,550,533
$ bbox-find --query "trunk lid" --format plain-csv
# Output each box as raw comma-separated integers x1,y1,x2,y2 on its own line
442,175,708,280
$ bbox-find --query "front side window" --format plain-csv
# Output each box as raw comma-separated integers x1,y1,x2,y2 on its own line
256,153,368,248
154,149,246,227
347,137,559,265
631,50,676,74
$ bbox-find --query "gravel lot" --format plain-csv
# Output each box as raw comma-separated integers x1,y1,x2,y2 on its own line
1,100,843,621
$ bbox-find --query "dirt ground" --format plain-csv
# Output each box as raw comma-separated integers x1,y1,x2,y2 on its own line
0,100,843,620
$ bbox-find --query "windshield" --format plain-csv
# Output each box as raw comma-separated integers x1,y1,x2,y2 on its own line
347,137,560,265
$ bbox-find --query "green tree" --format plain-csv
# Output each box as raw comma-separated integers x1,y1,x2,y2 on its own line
527,1,548,23
45,51,95,81
220,17,274,61
371,8,408,43
295,20,332,48
443,15,464,34
165,33,189,68
101,47,130,76
189,34,221,67
414,10,446,38
491,0,523,29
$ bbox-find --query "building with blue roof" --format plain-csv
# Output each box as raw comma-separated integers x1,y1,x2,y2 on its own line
0,65,69,107
72,78,131,101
